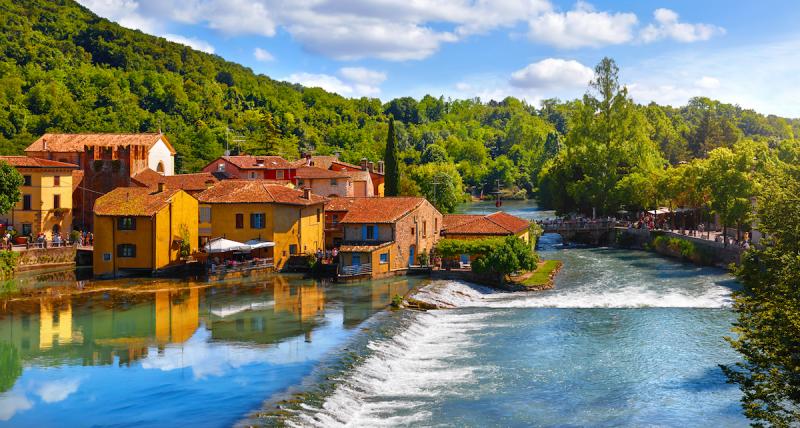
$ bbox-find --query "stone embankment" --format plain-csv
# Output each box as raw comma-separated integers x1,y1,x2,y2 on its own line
615,228,743,268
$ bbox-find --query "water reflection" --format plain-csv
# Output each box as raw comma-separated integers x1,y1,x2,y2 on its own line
0,274,423,426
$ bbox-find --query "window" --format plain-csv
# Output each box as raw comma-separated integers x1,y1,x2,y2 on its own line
22,195,31,211
422,220,427,237
289,244,298,255
316,209,321,223
410,227,415,236
23,175,31,186
53,176,60,186
365,225,376,240
249,171,258,179
250,213,266,229
117,217,136,230
102,252,112,262
53,195,60,209
117,244,136,258
276,170,285,180
352,254,361,266
435,217,438,234
199,207,211,223
217,163,225,172
380,253,389,264
22,223,32,235
332,213,339,225
297,179,304,186
331,178,338,186
235,213,244,229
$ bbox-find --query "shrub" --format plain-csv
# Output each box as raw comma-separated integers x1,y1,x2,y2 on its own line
0,251,19,280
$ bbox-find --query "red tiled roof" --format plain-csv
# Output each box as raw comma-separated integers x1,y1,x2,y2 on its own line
195,180,326,206
339,241,394,252
325,197,358,212
339,197,426,224
441,211,530,236
132,169,218,193
220,155,297,170
94,187,182,217
294,166,351,179
0,156,78,169
25,133,175,154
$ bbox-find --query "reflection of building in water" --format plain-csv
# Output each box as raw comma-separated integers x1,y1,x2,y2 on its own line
209,277,324,344
274,279,325,321
343,279,412,327
0,287,201,370
155,288,199,343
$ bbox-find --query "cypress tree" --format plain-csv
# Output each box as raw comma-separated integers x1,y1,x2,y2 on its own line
384,118,400,196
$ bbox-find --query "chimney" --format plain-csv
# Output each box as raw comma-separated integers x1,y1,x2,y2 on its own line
42,138,48,151
255,158,265,167
377,160,384,174
360,158,368,171
367,161,374,172
303,187,312,200
157,182,166,193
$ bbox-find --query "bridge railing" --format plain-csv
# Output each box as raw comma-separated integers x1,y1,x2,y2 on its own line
536,220,619,232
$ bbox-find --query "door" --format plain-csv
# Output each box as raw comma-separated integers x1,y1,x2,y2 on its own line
352,254,361,266
408,245,416,266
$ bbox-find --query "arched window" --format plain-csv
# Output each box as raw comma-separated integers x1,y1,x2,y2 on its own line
156,161,165,174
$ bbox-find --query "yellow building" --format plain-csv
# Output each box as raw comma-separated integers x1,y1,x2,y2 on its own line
0,156,77,239
93,184,199,278
195,180,326,270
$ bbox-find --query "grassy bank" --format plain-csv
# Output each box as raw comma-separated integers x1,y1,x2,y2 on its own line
517,260,563,289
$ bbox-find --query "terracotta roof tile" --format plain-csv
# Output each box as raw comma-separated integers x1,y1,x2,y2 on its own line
339,241,394,252
94,187,182,216
0,156,78,169
325,197,358,212
196,180,325,205
25,133,175,154
132,169,218,193
221,155,296,170
339,197,426,224
442,211,530,236
294,166,351,179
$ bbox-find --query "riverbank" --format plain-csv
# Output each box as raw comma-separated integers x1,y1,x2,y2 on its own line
614,228,743,269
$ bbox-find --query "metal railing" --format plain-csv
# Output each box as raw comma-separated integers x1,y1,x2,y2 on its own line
340,263,372,276
537,220,618,232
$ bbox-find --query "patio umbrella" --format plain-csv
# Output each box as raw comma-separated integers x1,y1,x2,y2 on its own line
204,237,251,253
244,239,275,249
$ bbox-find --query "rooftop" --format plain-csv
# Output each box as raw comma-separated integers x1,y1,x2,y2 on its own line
25,133,175,154
196,180,326,205
294,166,351,180
132,169,218,193
442,211,531,236
0,156,78,169
219,155,300,170
338,197,427,224
339,241,394,252
94,187,182,217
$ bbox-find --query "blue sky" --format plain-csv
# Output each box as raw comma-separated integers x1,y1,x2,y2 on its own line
77,0,800,117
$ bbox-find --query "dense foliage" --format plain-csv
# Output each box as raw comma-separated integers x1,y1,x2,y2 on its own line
722,164,800,426
436,236,538,282
0,161,23,214
1,1,798,216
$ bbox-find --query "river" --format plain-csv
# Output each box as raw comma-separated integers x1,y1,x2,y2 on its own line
0,200,747,427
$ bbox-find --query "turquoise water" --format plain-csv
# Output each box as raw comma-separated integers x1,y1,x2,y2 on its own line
0,200,747,427
0,274,423,427
280,204,747,427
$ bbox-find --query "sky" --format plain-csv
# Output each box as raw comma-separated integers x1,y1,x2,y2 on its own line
76,0,800,117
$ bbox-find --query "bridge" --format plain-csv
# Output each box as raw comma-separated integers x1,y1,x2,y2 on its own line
535,219,620,245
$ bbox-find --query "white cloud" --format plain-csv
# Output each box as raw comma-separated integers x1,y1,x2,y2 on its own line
0,393,32,421
528,1,638,48
641,8,725,43
162,34,215,53
694,76,720,89
35,379,81,404
510,58,593,89
77,0,160,33
339,67,387,86
287,67,386,97
253,47,275,62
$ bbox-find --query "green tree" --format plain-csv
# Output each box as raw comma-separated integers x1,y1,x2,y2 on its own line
701,146,757,245
0,160,23,214
722,169,800,426
0,342,21,393
472,235,539,284
420,143,449,164
409,163,465,213
384,118,400,196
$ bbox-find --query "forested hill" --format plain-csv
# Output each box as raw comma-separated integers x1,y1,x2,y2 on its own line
1,0,798,212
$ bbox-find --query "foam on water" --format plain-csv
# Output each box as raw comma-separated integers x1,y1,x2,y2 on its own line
285,309,493,427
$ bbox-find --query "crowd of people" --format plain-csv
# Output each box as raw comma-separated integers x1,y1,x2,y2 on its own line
315,247,339,264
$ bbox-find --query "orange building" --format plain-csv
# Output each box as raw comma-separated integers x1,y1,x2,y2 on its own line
24,133,176,231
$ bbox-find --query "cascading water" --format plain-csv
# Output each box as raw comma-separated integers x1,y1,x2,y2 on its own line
282,247,746,427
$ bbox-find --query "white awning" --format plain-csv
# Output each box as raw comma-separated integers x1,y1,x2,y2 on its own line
648,208,671,215
204,237,251,253
244,239,275,249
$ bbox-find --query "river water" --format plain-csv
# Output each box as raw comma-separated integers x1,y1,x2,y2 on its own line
0,200,747,427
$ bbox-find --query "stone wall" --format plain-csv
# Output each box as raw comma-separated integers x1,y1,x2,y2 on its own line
16,246,76,271
615,228,742,268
